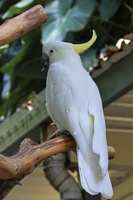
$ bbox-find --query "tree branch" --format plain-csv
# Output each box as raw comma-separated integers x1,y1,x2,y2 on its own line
0,5,47,46
0,133,115,180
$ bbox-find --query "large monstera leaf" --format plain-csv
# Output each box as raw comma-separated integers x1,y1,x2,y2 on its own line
41,0,97,43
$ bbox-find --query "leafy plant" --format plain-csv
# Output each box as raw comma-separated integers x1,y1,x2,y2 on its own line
41,0,97,42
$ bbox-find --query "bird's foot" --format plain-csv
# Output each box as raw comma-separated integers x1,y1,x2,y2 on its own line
48,128,72,140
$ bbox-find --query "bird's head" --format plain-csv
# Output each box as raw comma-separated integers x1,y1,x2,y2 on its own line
41,30,97,69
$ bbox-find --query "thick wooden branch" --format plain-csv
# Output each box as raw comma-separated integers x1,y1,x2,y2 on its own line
0,134,115,180
0,5,47,46
0,134,75,180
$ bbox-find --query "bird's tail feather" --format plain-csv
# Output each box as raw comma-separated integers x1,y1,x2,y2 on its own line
77,149,113,199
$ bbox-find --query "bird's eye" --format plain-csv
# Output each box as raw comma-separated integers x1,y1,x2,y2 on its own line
50,49,54,54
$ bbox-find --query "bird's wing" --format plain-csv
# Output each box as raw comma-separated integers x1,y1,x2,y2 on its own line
88,83,108,176
63,73,108,176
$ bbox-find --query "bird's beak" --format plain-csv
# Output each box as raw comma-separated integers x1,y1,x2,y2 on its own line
41,54,49,70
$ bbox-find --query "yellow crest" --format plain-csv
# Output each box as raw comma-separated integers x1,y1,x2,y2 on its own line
73,30,97,53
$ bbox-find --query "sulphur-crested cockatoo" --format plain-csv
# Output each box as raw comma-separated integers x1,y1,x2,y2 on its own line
41,30,113,199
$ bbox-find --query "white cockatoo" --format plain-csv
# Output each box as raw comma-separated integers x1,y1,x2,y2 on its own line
41,30,113,199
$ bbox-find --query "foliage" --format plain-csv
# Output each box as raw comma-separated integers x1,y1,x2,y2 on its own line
0,0,132,122
41,0,97,42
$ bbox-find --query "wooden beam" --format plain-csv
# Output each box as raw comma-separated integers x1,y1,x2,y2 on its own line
107,129,133,166
95,53,133,107
111,174,133,200
105,116,133,130
104,103,133,118
0,90,48,154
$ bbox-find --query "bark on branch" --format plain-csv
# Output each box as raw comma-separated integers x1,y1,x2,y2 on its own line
0,134,115,180
0,5,47,46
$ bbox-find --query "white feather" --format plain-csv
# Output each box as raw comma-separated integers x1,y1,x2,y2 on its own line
44,41,113,198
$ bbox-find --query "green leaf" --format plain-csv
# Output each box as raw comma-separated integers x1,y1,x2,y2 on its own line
14,58,47,79
41,0,96,43
0,0,18,14
0,39,22,68
0,42,31,75
2,0,35,19
100,0,122,20
0,44,9,55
